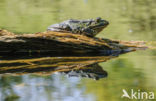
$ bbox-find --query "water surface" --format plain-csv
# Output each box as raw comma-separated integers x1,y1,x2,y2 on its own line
0,0,156,101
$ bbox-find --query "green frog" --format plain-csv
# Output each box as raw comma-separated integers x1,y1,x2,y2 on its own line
47,17,109,37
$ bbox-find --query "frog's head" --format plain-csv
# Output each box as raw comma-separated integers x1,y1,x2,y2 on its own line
85,17,109,35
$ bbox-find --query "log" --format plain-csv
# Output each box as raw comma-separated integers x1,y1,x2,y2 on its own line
0,30,147,56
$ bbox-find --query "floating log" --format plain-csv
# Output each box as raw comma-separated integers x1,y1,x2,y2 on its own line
0,30,147,56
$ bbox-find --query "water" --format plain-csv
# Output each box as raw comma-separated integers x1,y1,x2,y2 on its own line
0,0,156,101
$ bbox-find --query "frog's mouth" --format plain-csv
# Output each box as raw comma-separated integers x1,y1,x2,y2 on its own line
89,19,109,32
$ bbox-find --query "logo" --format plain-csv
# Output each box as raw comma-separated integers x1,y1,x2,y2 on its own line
121,89,155,99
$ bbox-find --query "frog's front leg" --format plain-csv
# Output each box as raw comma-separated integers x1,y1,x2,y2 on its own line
81,28,96,37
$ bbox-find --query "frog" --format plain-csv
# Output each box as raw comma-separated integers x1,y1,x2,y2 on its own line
47,17,109,37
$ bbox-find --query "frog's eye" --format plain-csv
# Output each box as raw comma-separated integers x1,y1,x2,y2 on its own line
95,17,101,23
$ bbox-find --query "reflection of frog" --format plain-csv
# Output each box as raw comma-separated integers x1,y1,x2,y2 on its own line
47,17,109,37
61,64,108,80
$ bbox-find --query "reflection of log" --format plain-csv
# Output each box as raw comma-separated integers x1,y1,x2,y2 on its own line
0,30,147,55
0,56,115,75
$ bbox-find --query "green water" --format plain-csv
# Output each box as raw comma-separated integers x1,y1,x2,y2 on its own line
0,0,156,101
